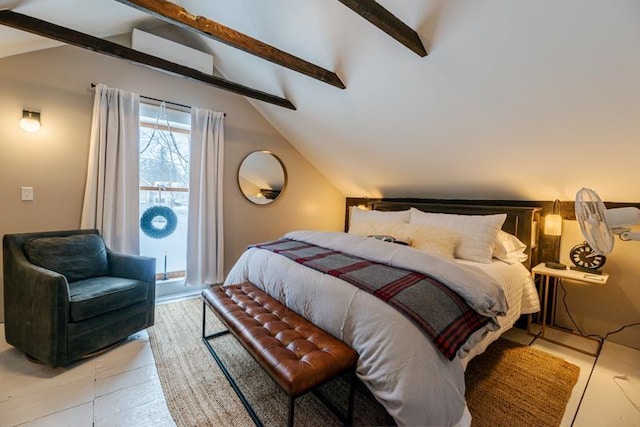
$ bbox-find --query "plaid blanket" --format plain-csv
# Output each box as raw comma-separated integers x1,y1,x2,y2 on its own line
253,239,491,360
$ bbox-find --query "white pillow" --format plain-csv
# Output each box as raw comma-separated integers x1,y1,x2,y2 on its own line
493,230,528,264
409,208,506,263
349,207,410,229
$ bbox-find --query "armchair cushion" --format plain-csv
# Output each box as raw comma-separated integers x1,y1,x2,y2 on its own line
25,234,109,282
68,276,150,322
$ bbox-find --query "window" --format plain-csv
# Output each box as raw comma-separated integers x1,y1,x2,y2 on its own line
139,103,191,280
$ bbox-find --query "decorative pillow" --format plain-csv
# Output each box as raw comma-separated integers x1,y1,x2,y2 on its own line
403,223,459,259
493,230,528,264
349,207,410,229
25,234,109,282
409,208,507,263
349,221,458,259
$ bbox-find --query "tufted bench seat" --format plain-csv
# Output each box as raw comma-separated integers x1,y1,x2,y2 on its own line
202,282,358,427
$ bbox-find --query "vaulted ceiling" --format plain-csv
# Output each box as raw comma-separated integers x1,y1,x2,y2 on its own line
2,0,640,201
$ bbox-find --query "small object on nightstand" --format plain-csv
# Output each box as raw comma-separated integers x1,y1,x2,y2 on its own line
544,261,566,270
569,241,607,271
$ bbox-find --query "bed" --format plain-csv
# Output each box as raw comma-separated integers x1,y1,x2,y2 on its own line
224,201,542,426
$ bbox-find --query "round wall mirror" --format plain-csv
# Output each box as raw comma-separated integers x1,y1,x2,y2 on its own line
238,151,287,205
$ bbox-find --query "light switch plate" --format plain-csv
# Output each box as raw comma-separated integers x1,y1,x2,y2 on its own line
21,187,34,201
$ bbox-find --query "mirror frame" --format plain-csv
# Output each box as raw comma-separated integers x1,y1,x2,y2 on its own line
237,150,288,205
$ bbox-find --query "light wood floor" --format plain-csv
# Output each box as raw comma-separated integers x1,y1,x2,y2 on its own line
1,302,638,426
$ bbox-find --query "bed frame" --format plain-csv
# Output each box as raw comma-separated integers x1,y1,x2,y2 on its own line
345,199,542,270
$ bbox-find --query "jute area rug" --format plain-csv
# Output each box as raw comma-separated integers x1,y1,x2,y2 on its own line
148,298,580,427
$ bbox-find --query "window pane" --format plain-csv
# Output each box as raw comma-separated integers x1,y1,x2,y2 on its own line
139,108,190,278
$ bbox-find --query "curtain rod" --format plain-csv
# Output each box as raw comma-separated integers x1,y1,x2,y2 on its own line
89,83,226,116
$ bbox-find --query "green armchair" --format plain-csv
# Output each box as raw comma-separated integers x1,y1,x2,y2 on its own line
3,229,155,368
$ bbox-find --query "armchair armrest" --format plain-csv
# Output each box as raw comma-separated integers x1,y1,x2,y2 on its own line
108,252,156,284
3,255,70,366
108,252,156,326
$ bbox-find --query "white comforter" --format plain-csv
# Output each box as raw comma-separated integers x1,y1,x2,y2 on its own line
224,231,539,426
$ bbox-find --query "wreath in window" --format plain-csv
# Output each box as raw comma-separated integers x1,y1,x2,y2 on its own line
140,205,178,239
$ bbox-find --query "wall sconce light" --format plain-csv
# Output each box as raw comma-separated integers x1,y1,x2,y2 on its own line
544,199,563,236
544,199,566,269
19,110,41,133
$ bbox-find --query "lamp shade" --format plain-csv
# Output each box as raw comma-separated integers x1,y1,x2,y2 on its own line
19,110,41,132
544,213,563,236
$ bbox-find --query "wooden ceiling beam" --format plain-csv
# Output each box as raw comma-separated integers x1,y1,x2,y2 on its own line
114,0,346,89
337,0,427,57
0,10,296,110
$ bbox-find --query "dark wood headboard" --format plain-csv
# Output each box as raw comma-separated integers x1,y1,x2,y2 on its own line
345,199,542,270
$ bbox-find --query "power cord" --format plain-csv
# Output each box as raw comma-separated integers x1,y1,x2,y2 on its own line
558,278,640,341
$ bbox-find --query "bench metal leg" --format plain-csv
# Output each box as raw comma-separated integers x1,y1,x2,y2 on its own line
288,396,295,427
311,367,357,426
202,301,263,427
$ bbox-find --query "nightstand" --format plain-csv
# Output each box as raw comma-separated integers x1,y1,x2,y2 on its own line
529,263,609,356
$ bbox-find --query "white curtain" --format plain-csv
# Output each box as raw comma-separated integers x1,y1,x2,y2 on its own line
186,108,224,286
80,83,140,254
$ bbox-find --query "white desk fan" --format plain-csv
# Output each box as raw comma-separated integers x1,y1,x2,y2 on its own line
575,187,640,255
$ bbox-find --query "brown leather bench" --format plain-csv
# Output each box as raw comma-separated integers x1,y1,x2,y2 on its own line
202,282,358,427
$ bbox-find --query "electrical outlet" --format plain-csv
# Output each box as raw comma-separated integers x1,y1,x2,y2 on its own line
21,187,34,201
